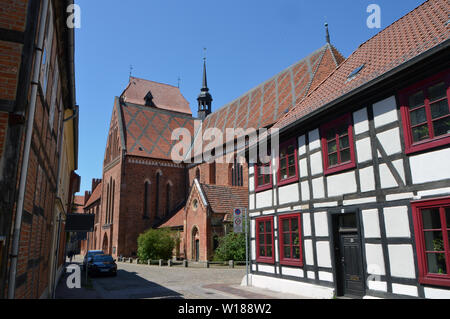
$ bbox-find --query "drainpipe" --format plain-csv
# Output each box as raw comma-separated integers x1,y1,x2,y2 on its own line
7,0,49,299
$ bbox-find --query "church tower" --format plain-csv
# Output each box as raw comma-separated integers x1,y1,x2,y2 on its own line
197,57,212,120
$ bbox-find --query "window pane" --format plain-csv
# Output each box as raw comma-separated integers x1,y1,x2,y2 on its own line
259,246,266,257
412,124,430,142
426,253,447,275
446,207,450,228
280,159,287,169
410,107,427,126
258,222,264,233
409,91,424,109
258,176,264,186
291,218,298,232
288,165,296,177
428,82,446,102
264,174,271,185
282,219,290,232
337,124,348,137
432,117,450,137
424,231,444,251
293,246,300,259
265,221,271,233
328,140,337,153
326,129,336,141
340,149,351,163
430,99,449,119
283,233,290,245
259,234,265,245
266,234,272,245
288,155,295,166
339,135,349,149
328,153,338,166
283,246,291,259
287,144,295,156
280,168,287,180
292,232,299,246
422,208,441,229
266,246,272,257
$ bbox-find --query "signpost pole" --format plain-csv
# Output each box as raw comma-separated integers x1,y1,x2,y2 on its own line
245,208,249,286
85,231,89,285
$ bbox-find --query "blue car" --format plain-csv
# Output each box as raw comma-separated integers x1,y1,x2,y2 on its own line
87,255,117,277
82,250,104,270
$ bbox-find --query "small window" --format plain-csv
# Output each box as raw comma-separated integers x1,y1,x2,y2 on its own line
412,196,450,287
279,214,303,267
277,139,298,186
400,70,450,154
320,113,356,175
256,217,275,264
255,159,272,192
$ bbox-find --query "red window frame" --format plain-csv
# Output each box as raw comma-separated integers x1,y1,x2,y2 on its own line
399,69,450,154
320,113,356,175
255,159,272,192
255,216,275,264
277,138,299,187
412,196,450,287
278,213,303,267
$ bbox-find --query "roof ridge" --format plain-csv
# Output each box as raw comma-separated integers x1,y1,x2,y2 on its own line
129,76,180,90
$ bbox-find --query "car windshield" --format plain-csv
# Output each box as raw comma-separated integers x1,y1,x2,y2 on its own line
88,251,103,256
93,255,114,262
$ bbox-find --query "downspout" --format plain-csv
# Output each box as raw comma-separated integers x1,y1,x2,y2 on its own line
7,0,49,299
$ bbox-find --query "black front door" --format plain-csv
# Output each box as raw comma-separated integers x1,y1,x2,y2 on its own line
195,239,200,261
339,232,365,296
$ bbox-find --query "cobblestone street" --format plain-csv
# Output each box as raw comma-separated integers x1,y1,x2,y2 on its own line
55,257,309,299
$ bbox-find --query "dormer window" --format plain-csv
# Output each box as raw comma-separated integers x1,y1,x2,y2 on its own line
144,91,155,107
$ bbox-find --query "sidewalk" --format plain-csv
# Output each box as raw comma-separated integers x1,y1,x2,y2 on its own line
203,283,313,299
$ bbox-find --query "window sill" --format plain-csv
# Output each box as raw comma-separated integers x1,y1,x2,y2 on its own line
419,275,450,288
256,257,275,265
324,162,356,176
255,184,273,193
278,177,299,187
280,260,303,267
405,135,450,155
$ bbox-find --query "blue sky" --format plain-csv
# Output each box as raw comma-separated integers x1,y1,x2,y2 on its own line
75,0,425,194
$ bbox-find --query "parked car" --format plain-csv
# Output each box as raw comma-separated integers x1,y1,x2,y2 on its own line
87,254,117,277
82,250,104,270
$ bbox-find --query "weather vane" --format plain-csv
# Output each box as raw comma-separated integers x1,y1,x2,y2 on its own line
129,65,133,79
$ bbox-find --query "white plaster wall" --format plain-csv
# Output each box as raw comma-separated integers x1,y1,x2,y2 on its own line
417,187,450,198
383,206,411,238
362,209,381,238
312,177,325,199
356,138,372,163
410,148,450,184
251,239,256,261
314,212,329,237
359,166,376,192
258,264,276,274
256,189,272,209
281,267,304,278
327,171,357,197
304,240,314,266
298,135,306,156
388,245,416,279
353,107,369,135
310,151,323,176
373,96,398,128
316,241,332,268
392,284,418,297
249,176,254,192
301,181,310,201
392,159,406,184
365,244,386,275
303,213,311,237
249,194,255,210
368,281,387,292
307,271,315,279
379,163,398,188
309,129,321,151
250,219,255,238
278,183,300,205
318,271,333,282
249,164,254,175
424,287,450,299
377,128,402,157
247,274,335,299
299,158,308,178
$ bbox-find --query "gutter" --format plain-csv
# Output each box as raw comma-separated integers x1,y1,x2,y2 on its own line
8,0,50,299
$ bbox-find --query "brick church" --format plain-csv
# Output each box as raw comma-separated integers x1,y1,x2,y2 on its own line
87,32,345,261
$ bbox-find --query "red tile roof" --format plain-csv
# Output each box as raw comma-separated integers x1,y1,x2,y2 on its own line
120,101,195,160
84,181,102,208
200,184,248,215
158,207,185,228
191,44,344,156
274,0,450,130
122,77,192,115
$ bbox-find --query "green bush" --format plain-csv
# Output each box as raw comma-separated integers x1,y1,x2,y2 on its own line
213,232,246,262
137,228,175,261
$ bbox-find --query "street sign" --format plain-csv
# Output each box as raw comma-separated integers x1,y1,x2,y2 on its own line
233,208,243,233
65,214,94,232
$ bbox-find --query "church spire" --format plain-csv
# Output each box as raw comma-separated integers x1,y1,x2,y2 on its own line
197,49,213,121
325,22,331,44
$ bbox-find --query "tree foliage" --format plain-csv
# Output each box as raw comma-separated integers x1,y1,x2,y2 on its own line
137,228,175,260
213,232,246,262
